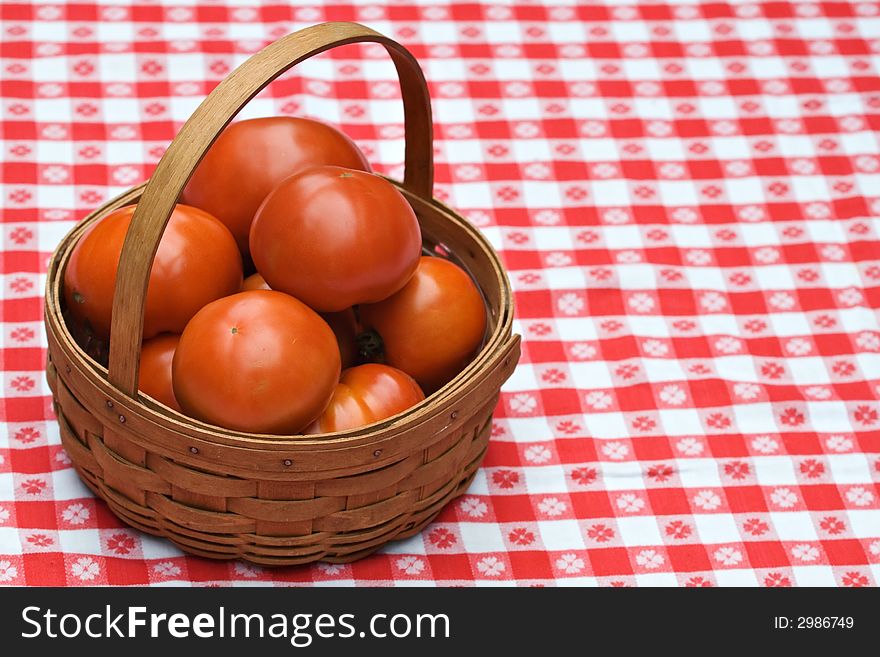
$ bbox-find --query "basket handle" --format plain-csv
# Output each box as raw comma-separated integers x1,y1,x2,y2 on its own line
107,22,434,396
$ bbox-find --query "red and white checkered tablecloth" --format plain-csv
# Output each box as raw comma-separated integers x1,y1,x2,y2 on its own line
2,0,880,587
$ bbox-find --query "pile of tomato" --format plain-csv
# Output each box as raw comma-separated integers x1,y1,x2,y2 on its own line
64,117,487,435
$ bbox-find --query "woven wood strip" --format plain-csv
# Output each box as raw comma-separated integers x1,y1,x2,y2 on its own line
154,521,248,547
146,492,257,533
89,431,173,495
226,496,347,523
146,453,258,498
50,363,104,440
160,534,244,553
92,480,162,532
312,489,421,533
399,429,474,490
170,487,228,513
257,480,316,501
312,453,423,497
57,415,98,471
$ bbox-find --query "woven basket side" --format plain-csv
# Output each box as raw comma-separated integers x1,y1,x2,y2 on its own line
49,355,498,563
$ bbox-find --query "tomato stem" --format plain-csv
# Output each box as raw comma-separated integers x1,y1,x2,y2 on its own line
356,329,384,364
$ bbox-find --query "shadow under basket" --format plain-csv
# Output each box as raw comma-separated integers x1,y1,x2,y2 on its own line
44,22,520,566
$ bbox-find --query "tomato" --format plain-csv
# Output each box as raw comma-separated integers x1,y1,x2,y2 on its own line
305,364,424,434
138,334,181,411
240,272,358,368
359,256,487,393
249,165,421,312
241,272,270,292
172,290,340,434
181,117,370,257
64,204,242,341
321,308,359,370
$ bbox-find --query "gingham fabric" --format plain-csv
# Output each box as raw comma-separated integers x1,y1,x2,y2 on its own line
2,0,880,587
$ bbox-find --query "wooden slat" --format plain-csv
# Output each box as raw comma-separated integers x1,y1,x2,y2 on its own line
146,492,256,533
227,495,346,523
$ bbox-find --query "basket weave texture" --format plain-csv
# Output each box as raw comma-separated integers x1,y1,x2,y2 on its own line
44,22,519,565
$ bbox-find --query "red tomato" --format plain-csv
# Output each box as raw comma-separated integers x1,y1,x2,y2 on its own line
322,308,359,371
240,272,359,368
249,166,421,312
172,290,340,434
305,364,424,434
359,256,487,393
64,204,242,341
241,272,270,292
138,334,181,411
182,117,370,257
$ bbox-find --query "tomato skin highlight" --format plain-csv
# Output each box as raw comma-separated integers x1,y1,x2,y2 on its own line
138,334,181,411
249,165,422,312
359,256,487,393
182,117,370,257
172,290,341,435
305,364,425,434
240,272,359,369
64,204,243,341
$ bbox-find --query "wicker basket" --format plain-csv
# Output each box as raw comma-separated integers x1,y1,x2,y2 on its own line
43,22,520,566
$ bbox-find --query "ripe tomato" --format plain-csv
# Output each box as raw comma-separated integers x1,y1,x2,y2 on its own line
64,204,242,341
305,364,424,434
138,334,181,411
172,290,340,434
321,308,359,371
241,272,270,292
240,272,358,368
249,166,421,312
182,117,370,257
359,256,487,393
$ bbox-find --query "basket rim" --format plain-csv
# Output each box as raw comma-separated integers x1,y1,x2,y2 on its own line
45,179,518,451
